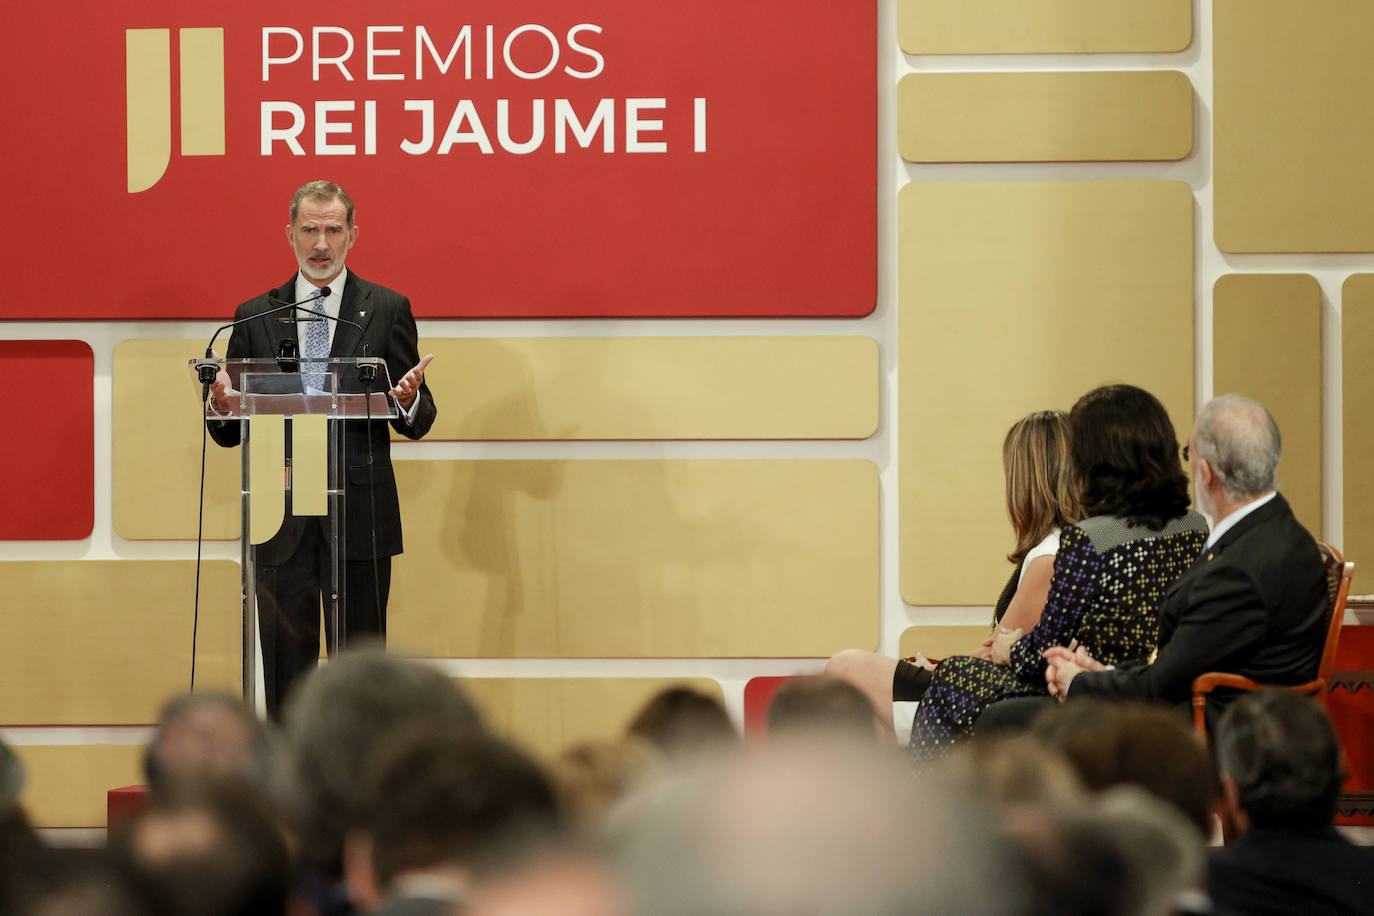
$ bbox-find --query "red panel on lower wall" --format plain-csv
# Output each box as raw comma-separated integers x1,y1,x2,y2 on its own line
1329,625,1374,825
743,675,796,739
0,341,94,540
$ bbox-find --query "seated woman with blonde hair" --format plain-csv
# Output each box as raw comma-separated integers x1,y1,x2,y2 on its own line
826,408,1082,737
908,385,1207,761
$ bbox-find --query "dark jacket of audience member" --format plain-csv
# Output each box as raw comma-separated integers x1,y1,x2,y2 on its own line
1208,690,1374,915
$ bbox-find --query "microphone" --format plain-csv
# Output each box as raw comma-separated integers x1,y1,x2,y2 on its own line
265,287,381,386
194,288,328,390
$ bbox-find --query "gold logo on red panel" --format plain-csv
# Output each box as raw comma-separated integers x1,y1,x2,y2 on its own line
126,28,226,193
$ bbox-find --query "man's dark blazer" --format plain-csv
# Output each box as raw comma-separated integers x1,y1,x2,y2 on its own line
208,272,436,564
1069,493,1328,725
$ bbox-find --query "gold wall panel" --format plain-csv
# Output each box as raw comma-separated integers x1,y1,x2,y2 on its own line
1213,275,1323,535
898,71,1193,163
458,677,724,761
113,340,240,540
898,0,1191,54
899,181,1194,606
404,337,879,441
899,626,995,661
248,416,286,545
15,744,145,828
1343,276,1374,592
388,460,879,657
179,28,225,156
1215,1,1374,252
0,561,240,725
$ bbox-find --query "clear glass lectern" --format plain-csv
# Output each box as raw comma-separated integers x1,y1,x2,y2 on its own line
192,356,396,701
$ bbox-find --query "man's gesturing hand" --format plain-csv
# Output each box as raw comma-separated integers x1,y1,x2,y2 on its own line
391,353,434,409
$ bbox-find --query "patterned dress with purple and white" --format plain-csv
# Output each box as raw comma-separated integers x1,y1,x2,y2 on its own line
909,511,1208,761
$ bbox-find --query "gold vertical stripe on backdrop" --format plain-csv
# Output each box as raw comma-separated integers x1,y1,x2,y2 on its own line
1342,276,1374,592
0,560,240,725
1213,275,1323,535
899,181,1194,606
291,414,328,516
111,340,240,541
249,415,286,545
14,745,145,828
388,459,880,658
898,0,1192,54
898,71,1193,163
457,677,724,761
1215,1,1374,252
900,627,996,661
125,29,170,193
401,336,880,441
179,28,225,156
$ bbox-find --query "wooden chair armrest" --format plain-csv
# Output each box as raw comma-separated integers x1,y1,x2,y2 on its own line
1192,672,1264,695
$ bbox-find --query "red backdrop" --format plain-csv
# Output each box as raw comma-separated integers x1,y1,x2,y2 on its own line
0,341,94,540
0,1,875,319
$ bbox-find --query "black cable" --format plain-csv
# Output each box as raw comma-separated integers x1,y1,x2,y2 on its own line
365,380,383,636
191,394,211,692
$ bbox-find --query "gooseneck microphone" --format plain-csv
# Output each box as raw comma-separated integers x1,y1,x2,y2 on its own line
194,287,330,396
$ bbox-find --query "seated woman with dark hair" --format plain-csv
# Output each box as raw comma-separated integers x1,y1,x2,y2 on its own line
909,384,1207,762
826,409,1081,736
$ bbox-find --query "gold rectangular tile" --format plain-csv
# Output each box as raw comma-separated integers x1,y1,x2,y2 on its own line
14,744,146,828
457,677,723,760
404,336,879,441
388,460,879,657
899,0,1191,54
1213,275,1323,535
113,340,241,540
899,181,1194,606
1215,1,1374,252
1343,276,1374,592
0,561,241,725
899,71,1193,163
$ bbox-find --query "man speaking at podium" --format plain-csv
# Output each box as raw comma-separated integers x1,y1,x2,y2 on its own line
208,179,436,717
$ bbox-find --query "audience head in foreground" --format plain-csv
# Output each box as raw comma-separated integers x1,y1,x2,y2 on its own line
284,646,485,880
613,741,1023,916
1215,689,1343,833
1031,699,1215,837
1208,690,1374,915
624,686,738,765
344,727,561,914
112,782,291,916
143,691,282,801
766,675,881,741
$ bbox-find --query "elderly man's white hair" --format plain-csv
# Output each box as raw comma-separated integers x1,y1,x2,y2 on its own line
1194,394,1281,501
611,740,1020,916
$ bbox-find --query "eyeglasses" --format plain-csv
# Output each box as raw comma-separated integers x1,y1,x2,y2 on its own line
1182,444,1190,462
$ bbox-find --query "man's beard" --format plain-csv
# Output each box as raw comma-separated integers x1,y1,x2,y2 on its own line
298,252,344,281
1192,465,1215,527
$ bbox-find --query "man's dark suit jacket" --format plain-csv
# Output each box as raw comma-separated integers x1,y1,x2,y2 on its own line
208,272,436,564
1069,493,1328,725
1207,826,1374,915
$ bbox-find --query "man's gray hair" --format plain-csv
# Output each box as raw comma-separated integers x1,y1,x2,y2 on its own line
289,179,355,226
1194,394,1281,501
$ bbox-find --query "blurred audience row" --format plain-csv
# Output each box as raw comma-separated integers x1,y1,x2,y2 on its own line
1,654,1370,916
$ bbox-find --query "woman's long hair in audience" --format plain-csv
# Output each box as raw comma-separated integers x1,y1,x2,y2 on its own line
1004,410,1082,565
1068,385,1191,530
